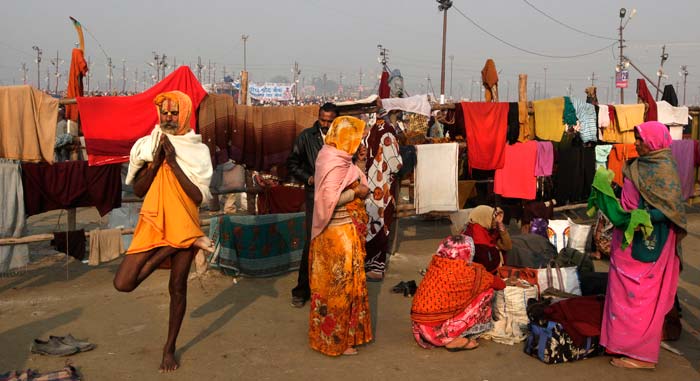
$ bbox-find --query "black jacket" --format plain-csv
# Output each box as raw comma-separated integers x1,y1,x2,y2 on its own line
287,121,324,193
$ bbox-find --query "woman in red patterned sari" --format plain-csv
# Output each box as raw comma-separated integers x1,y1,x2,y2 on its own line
411,235,505,351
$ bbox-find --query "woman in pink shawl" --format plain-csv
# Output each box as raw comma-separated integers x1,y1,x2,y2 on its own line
308,116,373,356
602,121,687,369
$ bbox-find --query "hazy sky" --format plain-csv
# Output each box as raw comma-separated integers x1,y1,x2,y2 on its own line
2,0,700,103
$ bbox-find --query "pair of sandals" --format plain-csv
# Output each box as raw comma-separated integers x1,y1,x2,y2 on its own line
610,356,656,370
445,337,479,352
391,280,417,297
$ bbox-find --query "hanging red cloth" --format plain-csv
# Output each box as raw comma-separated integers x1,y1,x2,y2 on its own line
461,102,509,172
77,66,206,166
378,70,390,99
636,79,657,122
65,48,88,122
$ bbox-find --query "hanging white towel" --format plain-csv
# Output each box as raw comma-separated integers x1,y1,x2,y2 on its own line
415,143,459,214
380,94,432,117
656,101,689,125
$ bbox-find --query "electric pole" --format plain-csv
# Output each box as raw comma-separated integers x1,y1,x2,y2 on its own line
20,63,28,85
680,65,689,105
134,70,138,93
358,69,363,98
323,73,327,99
50,50,62,95
86,57,92,93
197,56,203,82
449,55,454,100
32,46,42,90
437,0,453,104
590,72,597,86
543,67,548,99
339,72,344,96
122,59,127,93
107,57,114,94
291,61,300,102
655,45,669,100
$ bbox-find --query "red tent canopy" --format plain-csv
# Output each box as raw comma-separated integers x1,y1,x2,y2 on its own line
77,66,207,166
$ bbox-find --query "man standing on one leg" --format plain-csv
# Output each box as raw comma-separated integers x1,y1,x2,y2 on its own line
113,91,214,372
286,102,338,308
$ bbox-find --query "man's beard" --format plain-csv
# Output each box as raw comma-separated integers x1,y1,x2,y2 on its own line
161,122,178,134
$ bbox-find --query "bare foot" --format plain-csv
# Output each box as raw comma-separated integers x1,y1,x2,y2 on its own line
159,352,179,373
342,347,358,356
194,236,215,253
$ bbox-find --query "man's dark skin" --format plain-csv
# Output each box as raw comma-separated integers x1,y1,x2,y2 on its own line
113,107,205,373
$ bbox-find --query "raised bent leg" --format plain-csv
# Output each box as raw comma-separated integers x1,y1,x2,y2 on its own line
113,246,179,292
160,248,195,373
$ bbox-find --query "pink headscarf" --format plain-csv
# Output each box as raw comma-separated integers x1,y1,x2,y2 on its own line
436,235,476,262
635,121,672,151
311,116,368,240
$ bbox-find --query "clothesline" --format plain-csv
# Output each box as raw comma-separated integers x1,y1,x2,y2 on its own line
0,219,211,246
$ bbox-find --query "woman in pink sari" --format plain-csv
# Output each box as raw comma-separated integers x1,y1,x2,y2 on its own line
601,121,687,369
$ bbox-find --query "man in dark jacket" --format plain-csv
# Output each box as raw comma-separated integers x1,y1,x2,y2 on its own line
287,102,338,307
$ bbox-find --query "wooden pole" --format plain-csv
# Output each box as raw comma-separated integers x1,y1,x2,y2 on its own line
518,74,528,102
0,220,211,246
240,71,249,105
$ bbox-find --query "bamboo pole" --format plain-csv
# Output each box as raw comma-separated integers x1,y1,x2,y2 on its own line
0,220,211,246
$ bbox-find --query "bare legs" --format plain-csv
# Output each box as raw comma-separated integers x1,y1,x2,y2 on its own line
113,246,195,372
160,248,194,372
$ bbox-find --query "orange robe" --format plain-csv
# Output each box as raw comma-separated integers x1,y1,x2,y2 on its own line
65,48,88,122
126,163,203,258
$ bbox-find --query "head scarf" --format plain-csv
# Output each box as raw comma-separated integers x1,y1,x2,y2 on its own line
468,205,496,229
154,90,192,135
436,235,475,262
311,116,368,239
624,121,686,238
635,121,672,151
324,116,365,154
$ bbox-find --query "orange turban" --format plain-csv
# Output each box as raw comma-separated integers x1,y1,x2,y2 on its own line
154,90,192,135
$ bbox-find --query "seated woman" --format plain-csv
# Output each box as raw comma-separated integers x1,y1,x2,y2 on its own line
461,205,512,273
411,235,506,351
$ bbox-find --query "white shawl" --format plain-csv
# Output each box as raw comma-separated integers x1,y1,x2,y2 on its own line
125,125,213,203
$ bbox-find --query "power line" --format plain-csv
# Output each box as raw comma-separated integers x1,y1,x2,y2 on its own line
522,0,617,41
452,5,617,59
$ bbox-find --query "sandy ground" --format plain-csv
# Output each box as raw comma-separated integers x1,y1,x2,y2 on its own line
1,208,699,380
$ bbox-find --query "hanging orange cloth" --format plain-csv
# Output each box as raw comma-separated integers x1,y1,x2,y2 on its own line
481,59,499,102
607,144,638,186
125,162,204,258
65,48,88,122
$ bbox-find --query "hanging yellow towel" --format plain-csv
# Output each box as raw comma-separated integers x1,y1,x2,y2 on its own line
532,98,565,142
614,104,645,132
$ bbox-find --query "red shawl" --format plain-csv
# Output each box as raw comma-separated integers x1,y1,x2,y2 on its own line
461,102,509,171
77,67,206,166
636,79,658,122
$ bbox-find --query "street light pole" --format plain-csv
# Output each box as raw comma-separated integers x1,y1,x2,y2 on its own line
437,0,453,104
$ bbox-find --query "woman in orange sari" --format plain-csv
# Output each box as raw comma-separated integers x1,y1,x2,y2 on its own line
308,116,373,356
